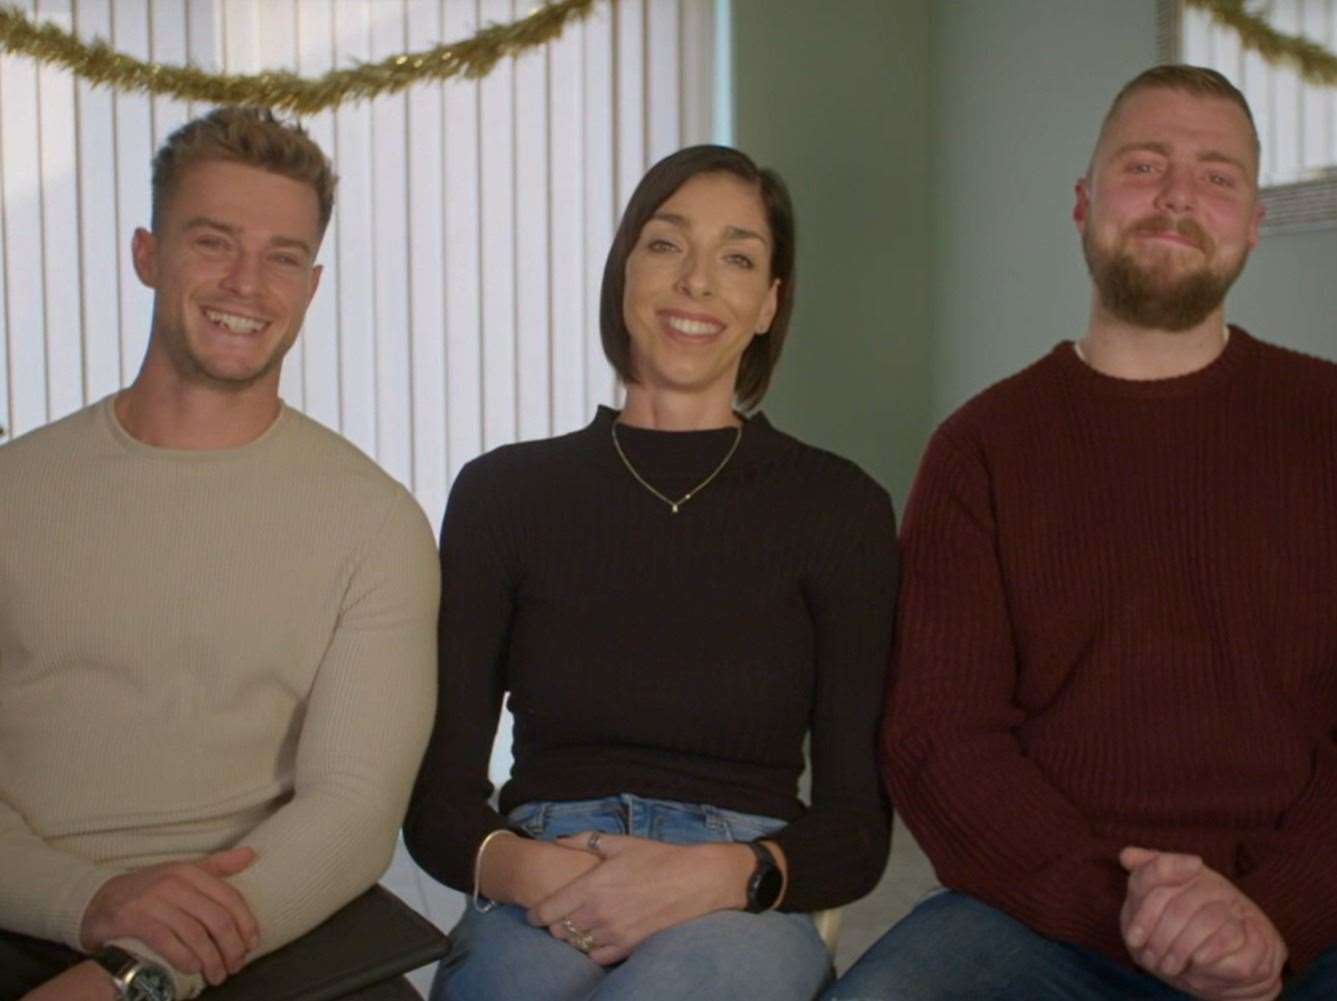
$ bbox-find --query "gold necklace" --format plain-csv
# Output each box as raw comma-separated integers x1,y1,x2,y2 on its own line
610,421,743,515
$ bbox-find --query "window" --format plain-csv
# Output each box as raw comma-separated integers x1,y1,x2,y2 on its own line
1162,0,1337,231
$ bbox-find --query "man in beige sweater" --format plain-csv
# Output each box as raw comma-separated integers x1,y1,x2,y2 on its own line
0,108,439,1001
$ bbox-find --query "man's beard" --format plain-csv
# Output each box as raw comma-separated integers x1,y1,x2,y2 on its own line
1083,215,1246,331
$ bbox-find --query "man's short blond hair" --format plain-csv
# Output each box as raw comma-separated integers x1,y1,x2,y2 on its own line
1097,64,1261,164
151,106,337,235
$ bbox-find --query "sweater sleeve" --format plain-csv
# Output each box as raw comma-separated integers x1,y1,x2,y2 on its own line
882,427,1129,957
1234,743,1337,972
214,490,439,972
0,813,163,994
403,458,516,892
767,472,898,912
0,803,124,947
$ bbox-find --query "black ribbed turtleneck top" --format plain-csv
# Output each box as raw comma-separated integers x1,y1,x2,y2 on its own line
405,406,898,912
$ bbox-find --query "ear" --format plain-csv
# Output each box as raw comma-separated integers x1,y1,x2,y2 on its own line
755,278,780,335
1247,199,1264,250
1073,177,1091,233
307,262,323,302
131,228,158,288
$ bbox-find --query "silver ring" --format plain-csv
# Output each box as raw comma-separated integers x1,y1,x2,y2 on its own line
586,831,604,857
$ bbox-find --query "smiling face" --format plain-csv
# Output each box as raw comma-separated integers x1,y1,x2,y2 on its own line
621,171,779,412
1075,86,1263,331
132,159,323,392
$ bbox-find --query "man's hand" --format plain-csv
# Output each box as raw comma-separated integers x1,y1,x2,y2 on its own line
80,846,260,986
20,960,117,1001
526,833,757,966
1120,846,1286,1000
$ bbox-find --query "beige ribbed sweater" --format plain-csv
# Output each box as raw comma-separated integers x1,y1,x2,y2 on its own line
0,396,439,997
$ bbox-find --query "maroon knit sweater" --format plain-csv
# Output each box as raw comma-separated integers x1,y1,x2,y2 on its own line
883,328,1337,972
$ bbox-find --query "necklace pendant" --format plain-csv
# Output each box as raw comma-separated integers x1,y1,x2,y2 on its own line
610,421,743,520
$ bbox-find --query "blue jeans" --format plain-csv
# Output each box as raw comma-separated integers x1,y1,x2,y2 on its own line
432,794,831,1001
825,889,1337,1000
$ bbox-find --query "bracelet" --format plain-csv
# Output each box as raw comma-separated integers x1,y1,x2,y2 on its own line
472,828,519,913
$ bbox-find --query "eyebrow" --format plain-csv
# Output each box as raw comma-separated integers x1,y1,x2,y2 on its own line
650,211,771,246
182,216,314,257
1112,141,1249,174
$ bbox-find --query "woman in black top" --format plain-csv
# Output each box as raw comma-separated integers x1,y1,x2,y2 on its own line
405,145,898,1001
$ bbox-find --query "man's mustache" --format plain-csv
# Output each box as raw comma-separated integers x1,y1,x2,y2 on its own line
1126,215,1212,254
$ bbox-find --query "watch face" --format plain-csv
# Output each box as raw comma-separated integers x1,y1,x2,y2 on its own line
746,840,783,912
753,865,783,909
126,966,175,1001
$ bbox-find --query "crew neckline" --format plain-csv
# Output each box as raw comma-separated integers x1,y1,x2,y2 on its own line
1057,325,1253,400
100,393,291,462
589,405,786,480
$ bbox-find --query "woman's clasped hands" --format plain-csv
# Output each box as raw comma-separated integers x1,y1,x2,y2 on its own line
526,832,760,966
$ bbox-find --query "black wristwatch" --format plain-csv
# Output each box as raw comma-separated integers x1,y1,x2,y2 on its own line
744,839,783,913
92,946,176,1001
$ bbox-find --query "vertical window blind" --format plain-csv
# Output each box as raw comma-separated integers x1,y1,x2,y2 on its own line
0,0,718,533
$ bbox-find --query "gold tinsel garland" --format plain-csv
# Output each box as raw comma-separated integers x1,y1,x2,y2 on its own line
0,0,602,114
1186,0,1337,86
4,0,1336,111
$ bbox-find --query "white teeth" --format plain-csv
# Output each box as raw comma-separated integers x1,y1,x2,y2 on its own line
204,308,267,334
666,316,722,336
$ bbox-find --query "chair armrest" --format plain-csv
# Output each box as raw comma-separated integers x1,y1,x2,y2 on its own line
811,907,843,956
204,886,448,1001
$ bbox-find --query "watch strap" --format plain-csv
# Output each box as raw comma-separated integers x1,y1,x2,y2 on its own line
92,946,137,999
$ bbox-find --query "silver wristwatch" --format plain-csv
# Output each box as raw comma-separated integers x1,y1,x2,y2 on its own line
92,946,176,1001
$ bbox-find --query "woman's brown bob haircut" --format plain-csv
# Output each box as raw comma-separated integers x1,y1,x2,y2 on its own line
151,106,337,236
599,144,796,412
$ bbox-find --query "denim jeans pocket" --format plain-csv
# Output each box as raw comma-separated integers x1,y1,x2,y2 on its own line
635,800,729,844
506,797,628,841
707,805,787,843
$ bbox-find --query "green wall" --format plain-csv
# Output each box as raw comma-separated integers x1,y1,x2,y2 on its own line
931,0,1337,414
929,0,1157,414
1233,228,1337,360
733,0,933,507
734,0,1337,503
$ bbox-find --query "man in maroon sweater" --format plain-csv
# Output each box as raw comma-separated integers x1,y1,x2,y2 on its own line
828,66,1337,1001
